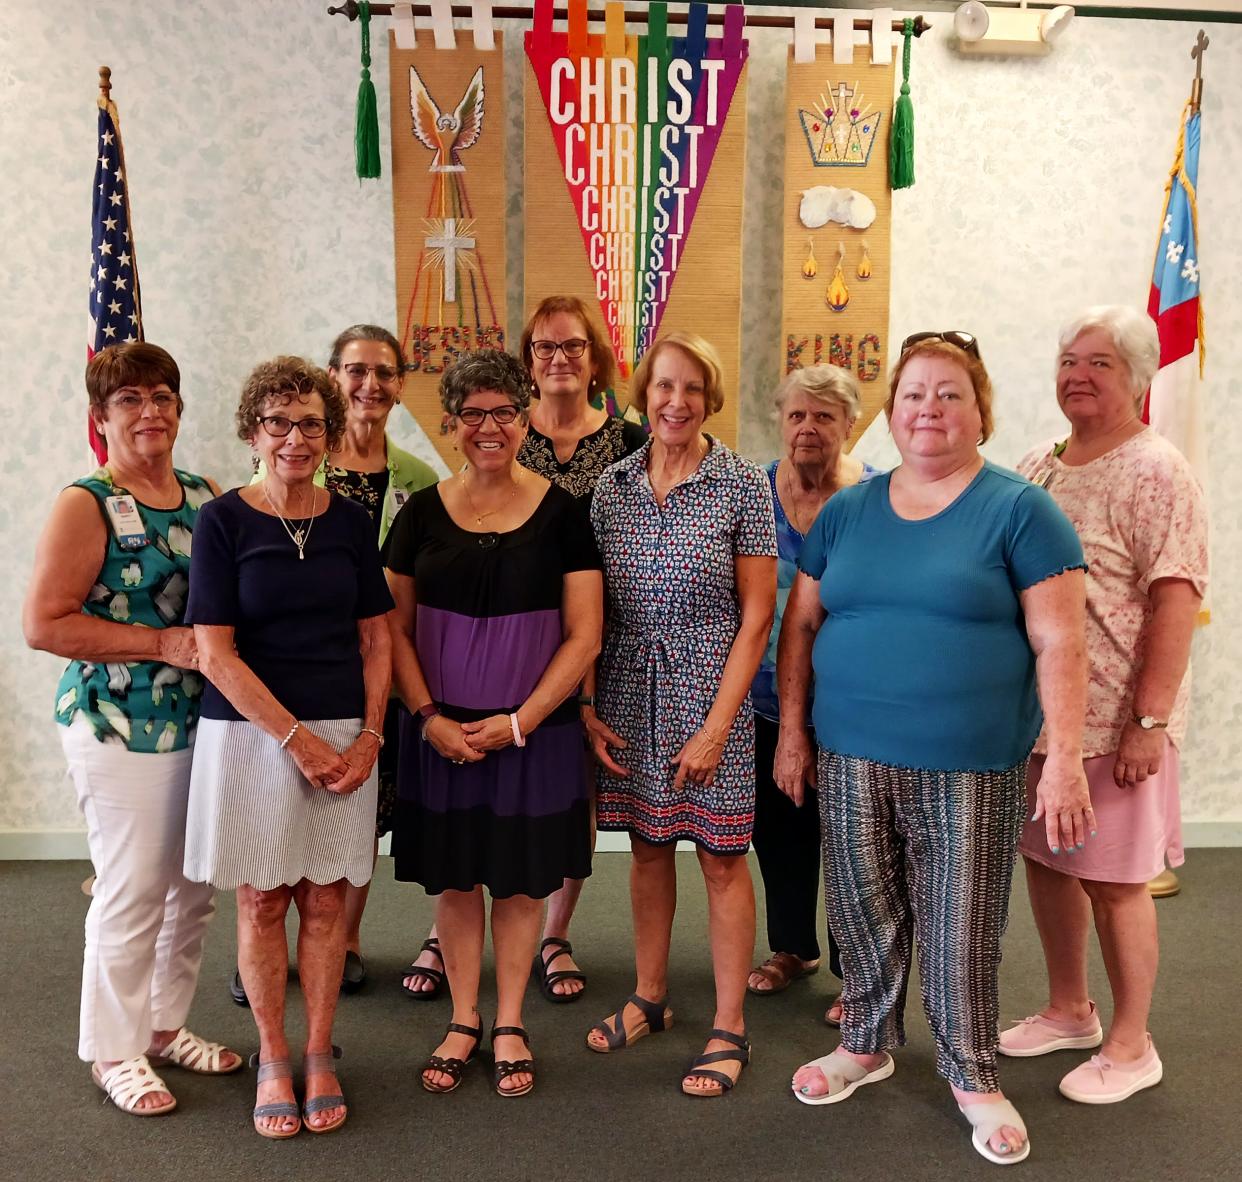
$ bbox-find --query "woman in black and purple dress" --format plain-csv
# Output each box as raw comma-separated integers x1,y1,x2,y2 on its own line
385,350,603,1098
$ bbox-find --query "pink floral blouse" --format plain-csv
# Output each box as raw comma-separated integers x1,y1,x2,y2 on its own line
1018,429,1209,758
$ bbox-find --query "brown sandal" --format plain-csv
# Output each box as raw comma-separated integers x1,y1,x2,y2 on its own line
747,952,819,995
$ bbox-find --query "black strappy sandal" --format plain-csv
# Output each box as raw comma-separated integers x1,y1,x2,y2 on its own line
681,1029,750,1098
401,937,445,1001
533,936,587,1003
491,1026,535,1097
421,1021,483,1094
586,993,673,1053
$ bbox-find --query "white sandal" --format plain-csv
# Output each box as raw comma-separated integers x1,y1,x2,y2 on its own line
958,1097,1031,1165
91,1055,177,1116
792,1050,894,1106
148,1027,242,1075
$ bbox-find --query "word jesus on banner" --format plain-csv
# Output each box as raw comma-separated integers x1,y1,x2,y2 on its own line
525,0,748,441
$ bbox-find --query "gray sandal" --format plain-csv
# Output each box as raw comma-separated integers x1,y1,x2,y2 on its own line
250,1053,300,1139
302,1046,347,1135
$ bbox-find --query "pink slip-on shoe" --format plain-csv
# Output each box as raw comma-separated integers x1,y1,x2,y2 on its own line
1058,1036,1163,1105
998,1002,1103,1057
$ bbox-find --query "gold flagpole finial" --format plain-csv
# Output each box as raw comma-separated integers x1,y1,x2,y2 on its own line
1190,29,1208,112
98,65,112,102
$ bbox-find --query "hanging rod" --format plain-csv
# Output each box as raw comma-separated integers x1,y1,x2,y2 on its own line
326,3,932,35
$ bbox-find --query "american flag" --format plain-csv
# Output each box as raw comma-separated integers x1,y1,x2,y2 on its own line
88,75,144,461
1145,103,1204,476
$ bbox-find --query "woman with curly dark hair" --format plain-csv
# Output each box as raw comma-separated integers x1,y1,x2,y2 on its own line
183,356,393,1138
385,349,603,1097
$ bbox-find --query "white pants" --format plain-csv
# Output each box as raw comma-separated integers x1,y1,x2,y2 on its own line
61,717,217,1062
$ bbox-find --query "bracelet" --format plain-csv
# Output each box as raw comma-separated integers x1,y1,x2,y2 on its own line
509,712,526,748
417,702,440,720
279,721,300,750
577,693,596,708
359,727,385,747
420,716,438,741
699,727,727,748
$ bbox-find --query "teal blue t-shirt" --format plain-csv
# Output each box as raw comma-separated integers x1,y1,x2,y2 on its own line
797,462,1086,772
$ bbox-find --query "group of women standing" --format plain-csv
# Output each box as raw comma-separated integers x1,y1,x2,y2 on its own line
25,301,1206,1165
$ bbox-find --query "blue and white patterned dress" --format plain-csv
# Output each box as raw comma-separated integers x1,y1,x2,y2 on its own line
590,438,777,854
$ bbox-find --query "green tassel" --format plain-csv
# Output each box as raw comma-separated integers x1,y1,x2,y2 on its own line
890,18,915,191
354,1,381,180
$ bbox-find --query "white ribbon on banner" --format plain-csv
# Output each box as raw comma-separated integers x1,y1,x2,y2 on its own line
471,2,496,49
832,13,855,65
392,3,417,49
870,8,893,64
429,0,456,48
793,10,818,64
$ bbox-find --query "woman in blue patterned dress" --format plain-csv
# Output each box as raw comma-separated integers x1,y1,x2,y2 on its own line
584,332,777,1098
24,342,241,1117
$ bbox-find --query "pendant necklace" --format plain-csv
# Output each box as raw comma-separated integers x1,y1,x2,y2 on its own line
459,469,520,527
264,484,318,560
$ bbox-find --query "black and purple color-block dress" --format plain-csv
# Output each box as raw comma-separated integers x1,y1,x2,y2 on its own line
385,482,600,899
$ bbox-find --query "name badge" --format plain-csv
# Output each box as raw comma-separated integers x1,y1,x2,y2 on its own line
104,495,148,550
388,486,410,517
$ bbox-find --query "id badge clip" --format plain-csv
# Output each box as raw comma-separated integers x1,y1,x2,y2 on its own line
387,484,410,521
104,495,148,550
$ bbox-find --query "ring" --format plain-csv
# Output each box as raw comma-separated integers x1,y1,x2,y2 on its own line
453,758,465,765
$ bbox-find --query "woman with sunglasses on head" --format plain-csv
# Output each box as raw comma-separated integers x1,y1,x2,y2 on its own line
184,357,393,1138
403,296,642,1004
781,332,1090,1166
236,325,437,1004
24,342,240,1118
385,349,603,1097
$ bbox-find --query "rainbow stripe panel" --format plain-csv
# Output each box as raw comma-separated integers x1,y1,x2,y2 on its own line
527,0,747,375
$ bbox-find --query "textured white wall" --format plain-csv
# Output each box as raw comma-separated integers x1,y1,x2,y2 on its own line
2,3,1238,843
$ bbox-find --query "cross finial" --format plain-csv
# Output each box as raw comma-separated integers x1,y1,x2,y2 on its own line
1190,29,1208,110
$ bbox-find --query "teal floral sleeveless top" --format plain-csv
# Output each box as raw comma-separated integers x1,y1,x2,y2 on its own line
54,467,215,752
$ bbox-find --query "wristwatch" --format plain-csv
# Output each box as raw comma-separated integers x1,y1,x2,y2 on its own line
1131,712,1168,730
577,694,596,708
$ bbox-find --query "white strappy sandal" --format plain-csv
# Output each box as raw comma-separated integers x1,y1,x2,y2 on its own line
958,1097,1031,1165
148,1027,242,1075
91,1055,177,1116
792,1049,894,1105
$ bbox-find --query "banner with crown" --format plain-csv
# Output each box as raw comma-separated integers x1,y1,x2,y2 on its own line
782,36,895,446
524,0,748,444
389,19,508,466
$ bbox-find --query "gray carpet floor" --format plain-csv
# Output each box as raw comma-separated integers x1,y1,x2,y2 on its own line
4,851,1239,1181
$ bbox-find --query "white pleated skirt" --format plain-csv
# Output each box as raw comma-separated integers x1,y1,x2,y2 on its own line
184,717,378,891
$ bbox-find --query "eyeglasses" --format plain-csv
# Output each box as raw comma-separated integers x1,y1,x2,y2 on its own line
108,391,179,413
259,415,330,438
457,405,521,427
530,338,589,361
341,362,402,385
900,331,981,358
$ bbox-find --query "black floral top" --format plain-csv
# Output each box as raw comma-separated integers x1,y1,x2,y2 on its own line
325,466,390,540
518,416,648,501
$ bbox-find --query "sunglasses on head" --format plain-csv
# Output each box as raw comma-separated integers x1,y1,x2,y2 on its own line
900,331,981,358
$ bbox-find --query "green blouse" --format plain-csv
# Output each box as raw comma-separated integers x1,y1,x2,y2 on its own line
54,467,215,752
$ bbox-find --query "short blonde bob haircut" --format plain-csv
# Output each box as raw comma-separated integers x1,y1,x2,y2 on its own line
629,331,726,418
885,336,995,444
774,364,861,423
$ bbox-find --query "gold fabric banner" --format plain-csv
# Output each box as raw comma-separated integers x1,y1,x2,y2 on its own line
781,46,894,445
389,32,508,467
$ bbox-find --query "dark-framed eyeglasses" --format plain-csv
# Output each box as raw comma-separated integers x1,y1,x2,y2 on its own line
900,331,981,358
457,405,521,427
108,390,180,413
341,362,402,384
259,414,330,439
530,338,589,360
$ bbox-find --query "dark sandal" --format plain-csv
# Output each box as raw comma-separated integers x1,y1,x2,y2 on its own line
681,1028,750,1098
401,938,445,1000
421,1021,483,1094
250,1053,300,1140
747,951,819,995
533,936,587,1003
491,1025,534,1098
587,993,673,1053
302,1046,346,1134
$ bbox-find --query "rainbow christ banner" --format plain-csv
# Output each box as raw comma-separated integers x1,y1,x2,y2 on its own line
526,0,746,376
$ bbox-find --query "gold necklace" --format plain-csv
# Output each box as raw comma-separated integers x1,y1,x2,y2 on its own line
459,469,521,526
263,483,319,560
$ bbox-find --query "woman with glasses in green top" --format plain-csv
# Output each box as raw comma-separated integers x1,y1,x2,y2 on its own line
24,342,241,1118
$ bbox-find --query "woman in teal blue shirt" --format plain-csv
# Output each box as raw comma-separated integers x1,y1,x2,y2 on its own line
780,333,1090,1167
24,342,241,1117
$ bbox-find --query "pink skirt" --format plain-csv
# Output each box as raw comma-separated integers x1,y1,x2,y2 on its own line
1020,740,1184,883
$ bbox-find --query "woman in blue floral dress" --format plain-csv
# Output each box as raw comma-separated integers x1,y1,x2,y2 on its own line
584,332,776,1098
